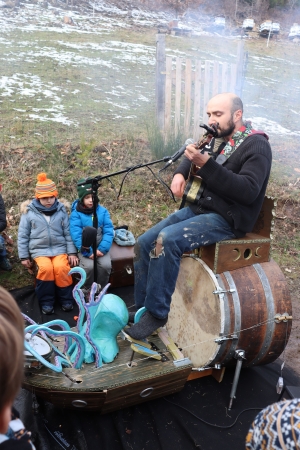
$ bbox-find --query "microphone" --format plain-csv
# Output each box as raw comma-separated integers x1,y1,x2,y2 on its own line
199,123,219,137
163,138,194,169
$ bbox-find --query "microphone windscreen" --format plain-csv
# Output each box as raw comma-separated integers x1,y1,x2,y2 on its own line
185,138,194,146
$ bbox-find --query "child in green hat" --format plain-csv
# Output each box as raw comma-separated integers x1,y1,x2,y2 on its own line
70,179,114,294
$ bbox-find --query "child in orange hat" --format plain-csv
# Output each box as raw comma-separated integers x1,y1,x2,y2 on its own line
17,173,78,315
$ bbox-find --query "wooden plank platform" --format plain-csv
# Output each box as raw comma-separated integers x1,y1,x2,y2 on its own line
23,330,192,412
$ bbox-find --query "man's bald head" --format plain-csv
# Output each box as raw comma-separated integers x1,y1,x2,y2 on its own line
210,93,243,115
207,93,244,139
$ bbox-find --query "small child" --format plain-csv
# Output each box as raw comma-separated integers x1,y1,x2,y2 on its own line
0,184,12,272
18,173,78,315
0,286,35,449
70,178,114,292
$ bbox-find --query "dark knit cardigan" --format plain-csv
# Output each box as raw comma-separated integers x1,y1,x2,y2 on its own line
173,134,272,238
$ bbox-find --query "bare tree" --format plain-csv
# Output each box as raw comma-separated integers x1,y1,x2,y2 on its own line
288,0,300,8
165,0,190,18
252,0,269,20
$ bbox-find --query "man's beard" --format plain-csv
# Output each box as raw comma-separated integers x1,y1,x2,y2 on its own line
217,117,235,138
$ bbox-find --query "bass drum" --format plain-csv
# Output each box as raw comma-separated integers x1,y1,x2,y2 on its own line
167,256,292,368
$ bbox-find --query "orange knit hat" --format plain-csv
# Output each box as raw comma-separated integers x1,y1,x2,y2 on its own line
35,173,58,199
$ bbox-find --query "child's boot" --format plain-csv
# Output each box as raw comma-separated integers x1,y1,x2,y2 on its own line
41,305,54,315
0,257,12,271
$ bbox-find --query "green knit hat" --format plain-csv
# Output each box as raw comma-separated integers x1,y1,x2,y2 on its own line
77,178,93,203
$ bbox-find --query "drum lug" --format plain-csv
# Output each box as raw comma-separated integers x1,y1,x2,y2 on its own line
274,312,292,323
214,334,238,344
212,288,236,295
234,349,246,360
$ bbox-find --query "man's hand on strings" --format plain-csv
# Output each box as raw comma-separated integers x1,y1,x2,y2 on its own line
184,143,211,168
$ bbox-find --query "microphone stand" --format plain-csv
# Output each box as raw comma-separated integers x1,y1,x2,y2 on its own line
80,155,173,284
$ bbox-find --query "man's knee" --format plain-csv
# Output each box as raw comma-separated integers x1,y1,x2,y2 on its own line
134,230,157,261
151,234,165,258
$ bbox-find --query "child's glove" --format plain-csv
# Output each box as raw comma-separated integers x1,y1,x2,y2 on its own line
81,246,91,257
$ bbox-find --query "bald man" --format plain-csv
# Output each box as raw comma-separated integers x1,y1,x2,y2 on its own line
127,93,272,340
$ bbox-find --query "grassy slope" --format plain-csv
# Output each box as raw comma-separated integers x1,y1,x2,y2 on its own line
0,22,299,289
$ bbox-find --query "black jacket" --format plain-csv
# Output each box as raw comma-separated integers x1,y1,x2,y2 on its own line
0,195,7,233
173,134,272,237
0,440,32,450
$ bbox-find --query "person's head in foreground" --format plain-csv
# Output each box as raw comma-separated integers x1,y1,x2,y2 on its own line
0,287,24,434
246,398,300,449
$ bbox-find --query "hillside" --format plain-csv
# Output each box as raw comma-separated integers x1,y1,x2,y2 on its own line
0,0,299,378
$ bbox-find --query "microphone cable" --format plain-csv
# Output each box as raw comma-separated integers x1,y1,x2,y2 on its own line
163,397,263,429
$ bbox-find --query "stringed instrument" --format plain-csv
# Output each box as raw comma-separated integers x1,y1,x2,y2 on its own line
180,124,223,209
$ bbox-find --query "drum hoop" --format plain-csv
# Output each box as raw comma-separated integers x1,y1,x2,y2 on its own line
194,256,226,335
215,273,233,363
176,257,292,368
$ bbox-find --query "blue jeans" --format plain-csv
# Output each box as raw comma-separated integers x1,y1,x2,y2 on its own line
134,208,235,319
0,235,6,258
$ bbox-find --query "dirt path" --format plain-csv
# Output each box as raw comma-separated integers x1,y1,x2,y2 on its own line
272,200,300,378
282,278,300,376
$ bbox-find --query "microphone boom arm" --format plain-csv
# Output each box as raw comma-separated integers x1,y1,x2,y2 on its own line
79,155,172,187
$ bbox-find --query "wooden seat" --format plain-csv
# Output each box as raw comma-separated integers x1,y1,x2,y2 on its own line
109,241,134,288
198,196,275,274
28,242,135,289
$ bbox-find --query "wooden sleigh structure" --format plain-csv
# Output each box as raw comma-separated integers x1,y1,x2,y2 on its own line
23,197,292,412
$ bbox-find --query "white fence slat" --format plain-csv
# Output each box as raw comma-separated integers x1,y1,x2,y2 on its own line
221,62,229,93
164,56,172,138
161,54,240,139
184,59,192,136
230,63,237,93
213,61,219,96
202,60,211,127
193,60,202,140
175,57,182,137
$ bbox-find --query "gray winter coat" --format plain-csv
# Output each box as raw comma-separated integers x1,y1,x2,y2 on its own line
18,199,77,260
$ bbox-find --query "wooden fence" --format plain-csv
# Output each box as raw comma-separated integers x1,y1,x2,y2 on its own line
156,35,245,141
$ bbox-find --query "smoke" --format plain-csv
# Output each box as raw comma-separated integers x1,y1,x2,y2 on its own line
1,0,300,147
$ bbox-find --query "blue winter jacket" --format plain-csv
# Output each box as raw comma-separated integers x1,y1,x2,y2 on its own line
70,200,114,256
18,199,77,260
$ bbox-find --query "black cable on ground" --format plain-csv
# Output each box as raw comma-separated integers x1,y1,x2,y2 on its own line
163,397,263,429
